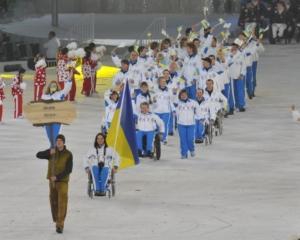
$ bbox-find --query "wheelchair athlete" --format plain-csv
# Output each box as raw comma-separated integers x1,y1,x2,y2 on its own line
83,133,119,196
136,102,165,158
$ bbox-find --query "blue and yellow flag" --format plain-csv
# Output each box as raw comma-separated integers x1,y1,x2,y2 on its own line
106,81,139,169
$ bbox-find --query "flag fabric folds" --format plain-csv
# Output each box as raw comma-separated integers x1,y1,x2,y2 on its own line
106,81,139,169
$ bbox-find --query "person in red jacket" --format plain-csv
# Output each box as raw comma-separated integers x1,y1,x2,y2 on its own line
0,77,5,123
34,54,47,101
57,48,70,91
11,68,26,119
81,47,93,97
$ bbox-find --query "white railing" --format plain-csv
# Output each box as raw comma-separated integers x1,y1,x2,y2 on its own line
66,13,95,43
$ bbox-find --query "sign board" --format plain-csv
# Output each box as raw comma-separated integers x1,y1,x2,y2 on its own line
24,101,77,126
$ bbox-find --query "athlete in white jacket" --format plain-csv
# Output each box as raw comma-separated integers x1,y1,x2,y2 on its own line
203,79,228,121
176,89,199,159
84,133,119,196
104,91,119,131
136,102,165,157
194,89,210,143
227,43,247,112
181,42,201,99
152,77,175,144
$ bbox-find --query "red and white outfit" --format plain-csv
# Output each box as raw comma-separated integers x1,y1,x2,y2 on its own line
34,59,47,101
57,54,70,90
81,57,93,96
67,66,80,101
11,74,24,119
0,79,5,122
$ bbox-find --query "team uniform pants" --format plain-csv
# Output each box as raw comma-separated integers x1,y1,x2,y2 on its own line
252,61,258,95
91,166,109,193
233,78,246,109
136,130,155,152
195,120,205,140
168,112,174,134
49,181,69,229
156,113,170,142
245,66,254,98
223,81,234,112
178,124,195,157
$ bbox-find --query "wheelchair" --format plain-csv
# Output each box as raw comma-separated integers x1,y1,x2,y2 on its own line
141,131,161,160
204,119,214,146
214,109,225,137
87,166,116,199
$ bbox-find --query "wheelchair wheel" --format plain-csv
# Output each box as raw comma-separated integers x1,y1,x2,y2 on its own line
153,133,161,160
87,175,94,199
111,171,116,197
112,182,116,197
218,117,223,136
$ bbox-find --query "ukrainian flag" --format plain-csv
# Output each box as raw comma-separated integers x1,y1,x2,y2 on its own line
106,81,140,169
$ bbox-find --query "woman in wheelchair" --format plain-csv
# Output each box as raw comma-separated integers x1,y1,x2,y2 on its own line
83,133,119,197
136,102,165,158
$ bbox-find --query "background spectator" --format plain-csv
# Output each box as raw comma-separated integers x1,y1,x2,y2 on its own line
43,31,61,60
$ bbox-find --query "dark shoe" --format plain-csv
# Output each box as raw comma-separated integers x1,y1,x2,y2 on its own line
195,139,203,144
168,132,174,136
146,151,153,158
98,191,106,196
56,227,63,234
249,95,253,100
239,108,246,112
95,191,106,196
228,110,234,115
138,150,143,158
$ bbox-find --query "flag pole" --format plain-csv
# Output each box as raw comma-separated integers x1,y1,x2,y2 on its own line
112,81,128,164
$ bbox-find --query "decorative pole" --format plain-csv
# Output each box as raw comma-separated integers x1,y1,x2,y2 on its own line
51,0,59,27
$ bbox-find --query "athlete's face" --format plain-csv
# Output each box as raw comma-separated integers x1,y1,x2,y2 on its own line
140,104,149,114
206,80,214,91
159,78,167,88
49,83,58,94
196,89,204,98
180,92,188,101
130,52,139,61
163,70,170,80
97,135,105,146
141,85,148,93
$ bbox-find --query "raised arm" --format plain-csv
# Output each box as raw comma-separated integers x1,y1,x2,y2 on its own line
36,149,51,160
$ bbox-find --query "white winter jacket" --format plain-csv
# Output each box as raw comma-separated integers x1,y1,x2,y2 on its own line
152,87,175,114
176,99,199,125
83,146,120,169
136,112,165,133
